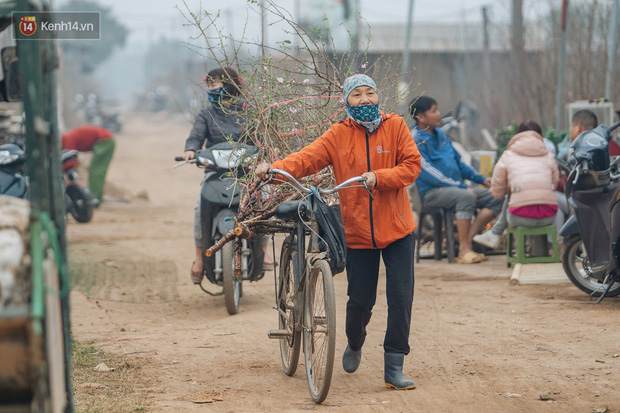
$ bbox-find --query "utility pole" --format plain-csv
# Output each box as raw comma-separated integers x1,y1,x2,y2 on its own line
260,0,266,61
605,0,619,101
400,0,415,81
555,0,569,130
482,6,491,109
511,0,524,64
294,0,300,56
511,0,525,121
353,0,360,54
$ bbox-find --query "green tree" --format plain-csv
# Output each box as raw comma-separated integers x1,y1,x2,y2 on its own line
58,0,128,74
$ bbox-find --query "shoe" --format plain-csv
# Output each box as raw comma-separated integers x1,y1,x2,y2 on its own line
342,345,362,373
190,261,203,284
473,231,501,249
384,353,416,390
455,251,483,264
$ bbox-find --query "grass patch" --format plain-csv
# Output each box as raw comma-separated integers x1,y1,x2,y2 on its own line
72,340,153,413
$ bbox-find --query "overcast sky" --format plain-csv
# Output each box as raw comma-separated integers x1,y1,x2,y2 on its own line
56,0,518,48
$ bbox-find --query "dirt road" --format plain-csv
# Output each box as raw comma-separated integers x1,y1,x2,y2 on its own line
67,114,620,412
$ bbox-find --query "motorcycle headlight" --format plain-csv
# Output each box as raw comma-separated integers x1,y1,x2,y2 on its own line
582,134,607,148
0,150,18,165
212,148,249,169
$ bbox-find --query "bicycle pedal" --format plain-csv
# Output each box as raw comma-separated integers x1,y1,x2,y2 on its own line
267,329,292,339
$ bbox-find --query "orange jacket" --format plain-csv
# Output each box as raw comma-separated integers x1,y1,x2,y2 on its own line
271,113,421,249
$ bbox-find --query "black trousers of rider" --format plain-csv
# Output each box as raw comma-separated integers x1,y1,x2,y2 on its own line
345,232,415,355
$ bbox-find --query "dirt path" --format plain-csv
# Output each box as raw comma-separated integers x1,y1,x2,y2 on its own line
68,114,620,412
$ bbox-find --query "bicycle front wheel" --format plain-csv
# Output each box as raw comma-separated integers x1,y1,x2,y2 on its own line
278,236,301,376
303,259,335,404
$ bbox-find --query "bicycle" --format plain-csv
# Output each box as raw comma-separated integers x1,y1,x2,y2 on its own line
262,168,372,403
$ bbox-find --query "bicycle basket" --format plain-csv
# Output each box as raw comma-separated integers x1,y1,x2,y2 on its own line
313,198,347,275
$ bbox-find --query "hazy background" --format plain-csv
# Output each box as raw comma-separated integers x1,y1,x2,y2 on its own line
53,0,619,144
56,0,509,102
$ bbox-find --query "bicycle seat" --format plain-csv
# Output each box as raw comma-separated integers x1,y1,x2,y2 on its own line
275,200,311,221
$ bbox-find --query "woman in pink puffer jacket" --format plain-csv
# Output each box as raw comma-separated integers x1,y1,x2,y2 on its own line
490,120,559,228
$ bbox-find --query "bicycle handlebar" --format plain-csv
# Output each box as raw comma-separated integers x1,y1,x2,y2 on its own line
267,168,374,200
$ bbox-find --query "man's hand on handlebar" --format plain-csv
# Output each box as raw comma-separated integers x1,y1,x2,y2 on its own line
255,162,272,180
182,151,195,162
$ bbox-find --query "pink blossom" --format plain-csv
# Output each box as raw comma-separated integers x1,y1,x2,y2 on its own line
258,86,262,91
361,62,367,69
289,107,297,113
303,79,310,84
277,77,284,83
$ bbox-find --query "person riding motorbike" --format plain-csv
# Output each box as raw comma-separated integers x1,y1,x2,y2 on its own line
183,67,273,284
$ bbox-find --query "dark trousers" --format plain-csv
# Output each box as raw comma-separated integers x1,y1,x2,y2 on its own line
345,232,415,355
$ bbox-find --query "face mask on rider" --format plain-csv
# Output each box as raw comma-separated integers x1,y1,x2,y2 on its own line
207,87,226,103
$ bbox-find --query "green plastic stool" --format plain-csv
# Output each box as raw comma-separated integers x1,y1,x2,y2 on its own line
506,224,560,268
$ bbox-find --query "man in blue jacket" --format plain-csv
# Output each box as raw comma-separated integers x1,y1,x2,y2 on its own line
410,96,503,264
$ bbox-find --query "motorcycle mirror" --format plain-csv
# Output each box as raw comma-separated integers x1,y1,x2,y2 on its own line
0,46,21,102
606,120,620,141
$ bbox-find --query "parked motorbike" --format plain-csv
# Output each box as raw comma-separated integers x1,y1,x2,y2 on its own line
75,93,123,133
62,149,97,223
0,143,27,198
559,120,620,301
175,142,265,315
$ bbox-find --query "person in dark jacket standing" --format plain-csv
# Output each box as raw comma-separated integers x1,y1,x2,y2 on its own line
183,67,273,284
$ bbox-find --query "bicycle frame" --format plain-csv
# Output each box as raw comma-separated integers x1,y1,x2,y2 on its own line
269,201,321,338
265,168,370,403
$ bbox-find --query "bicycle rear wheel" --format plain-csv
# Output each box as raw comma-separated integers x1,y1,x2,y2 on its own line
303,259,335,404
278,236,301,376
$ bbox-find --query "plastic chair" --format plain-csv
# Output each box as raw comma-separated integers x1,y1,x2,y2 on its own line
506,224,560,267
415,205,456,263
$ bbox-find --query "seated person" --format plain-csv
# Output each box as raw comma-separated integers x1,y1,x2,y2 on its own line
474,111,597,249
410,96,503,264
489,119,559,236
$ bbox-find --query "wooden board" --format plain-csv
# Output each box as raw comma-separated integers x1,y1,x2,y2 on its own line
510,263,570,285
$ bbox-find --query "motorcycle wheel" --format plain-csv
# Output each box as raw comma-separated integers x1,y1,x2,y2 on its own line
222,241,240,315
66,184,94,223
562,234,620,297
103,120,121,133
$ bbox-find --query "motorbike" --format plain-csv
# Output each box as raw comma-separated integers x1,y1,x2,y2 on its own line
559,120,620,301
75,93,123,133
0,143,27,198
175,142,265,315
62,149,97,223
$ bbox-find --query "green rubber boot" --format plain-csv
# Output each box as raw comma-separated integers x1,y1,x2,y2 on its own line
384,353,416,390
342,345,362,373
